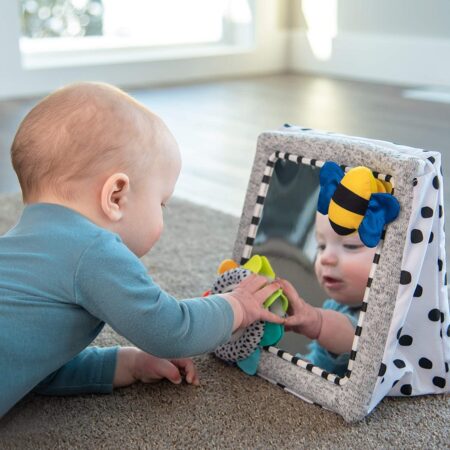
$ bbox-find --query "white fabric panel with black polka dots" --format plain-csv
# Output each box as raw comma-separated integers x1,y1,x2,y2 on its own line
369,154,449,410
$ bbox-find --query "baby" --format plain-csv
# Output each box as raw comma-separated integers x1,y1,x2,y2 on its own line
281,212,376,376
0,82,283,417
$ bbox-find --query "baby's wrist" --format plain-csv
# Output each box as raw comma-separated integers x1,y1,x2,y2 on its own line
301,305,323,340
220,294,245,331
113,347,139,388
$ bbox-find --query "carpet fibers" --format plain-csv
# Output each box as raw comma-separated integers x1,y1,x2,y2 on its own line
0,195,448,449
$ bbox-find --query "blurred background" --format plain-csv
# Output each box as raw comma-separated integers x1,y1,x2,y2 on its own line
1,0,449,219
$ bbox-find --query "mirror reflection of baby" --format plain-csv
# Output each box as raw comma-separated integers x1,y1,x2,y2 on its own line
280,212,376,376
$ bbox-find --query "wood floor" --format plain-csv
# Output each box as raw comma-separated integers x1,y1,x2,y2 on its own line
3,74,450,215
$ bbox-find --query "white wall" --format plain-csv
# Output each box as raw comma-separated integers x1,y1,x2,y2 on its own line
289,0,450,87
0,1,288,100
2,0,450,100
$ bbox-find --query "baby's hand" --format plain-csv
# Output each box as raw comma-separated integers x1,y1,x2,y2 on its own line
221,274,285,330
279,279,322,339
113,347,200,388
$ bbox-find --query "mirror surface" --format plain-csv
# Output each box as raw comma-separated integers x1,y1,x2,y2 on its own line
253,158,376,377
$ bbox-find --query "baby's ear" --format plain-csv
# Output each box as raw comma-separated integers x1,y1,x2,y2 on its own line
101,173,130,221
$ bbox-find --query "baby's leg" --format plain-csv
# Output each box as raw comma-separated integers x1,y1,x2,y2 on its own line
33,346,118,396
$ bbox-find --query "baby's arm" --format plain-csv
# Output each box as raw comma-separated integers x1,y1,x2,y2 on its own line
75,236,284,359
33,347,198,397
280,280,355,355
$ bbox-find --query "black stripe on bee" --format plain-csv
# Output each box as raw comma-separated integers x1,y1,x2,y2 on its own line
329,220,355,236
333,183,369,216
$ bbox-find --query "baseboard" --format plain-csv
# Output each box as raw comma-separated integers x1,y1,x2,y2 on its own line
0,32,289,101
289,30,450,88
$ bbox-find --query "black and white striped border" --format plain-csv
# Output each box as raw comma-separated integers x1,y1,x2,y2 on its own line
240,150,394,386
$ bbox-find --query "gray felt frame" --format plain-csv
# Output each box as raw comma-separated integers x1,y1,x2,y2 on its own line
232,128,429,422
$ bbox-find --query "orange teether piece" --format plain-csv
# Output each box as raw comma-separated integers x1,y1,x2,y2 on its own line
218,259,239,274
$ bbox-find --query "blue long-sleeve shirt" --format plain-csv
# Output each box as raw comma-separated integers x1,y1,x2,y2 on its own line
0,203,233,416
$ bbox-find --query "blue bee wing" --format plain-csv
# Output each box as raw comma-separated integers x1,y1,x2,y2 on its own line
318,161,344,215
358,193,400,247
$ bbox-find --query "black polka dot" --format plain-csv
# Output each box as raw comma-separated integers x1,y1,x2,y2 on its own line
392,379,400,387
439,205,443,218
432,377,446,388
428,156,436,164
381,377,385,383
400,271,412,285
429,232,434,243
447,324,450,337
418,357,433,369
413,178,418,187
397,328,403,340
394,359,406,368
411,229,423,243
438,259,443,271
399,335,413,346
440,312,445,323
400,384,412,395
445,273,448,286
446,363,449,373
428,309,441,321
414,284,423,297
433,176,439,189
421,207,433,218
378,363,387,376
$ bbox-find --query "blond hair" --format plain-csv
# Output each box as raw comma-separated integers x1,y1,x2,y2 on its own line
11,82,160,202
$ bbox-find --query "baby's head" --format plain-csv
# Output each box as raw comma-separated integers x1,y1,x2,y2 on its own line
314,212,376,306
11,82,181,256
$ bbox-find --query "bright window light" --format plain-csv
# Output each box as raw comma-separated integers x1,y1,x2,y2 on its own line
18,0,254,65
101,0,226,45
302,0,337,61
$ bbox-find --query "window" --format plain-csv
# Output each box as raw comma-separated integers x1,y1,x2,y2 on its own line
18,0,255,68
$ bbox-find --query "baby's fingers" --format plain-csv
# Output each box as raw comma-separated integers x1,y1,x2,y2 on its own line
237,273,270,292
259,309,285,325
254,281,282,304
172,358,200,386
278,279,298,299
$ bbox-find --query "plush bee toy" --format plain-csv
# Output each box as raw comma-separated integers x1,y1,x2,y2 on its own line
318,161,400,248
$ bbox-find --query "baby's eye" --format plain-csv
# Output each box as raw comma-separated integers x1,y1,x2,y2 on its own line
161,203,167,209
317,244,326,251
343,244,363,250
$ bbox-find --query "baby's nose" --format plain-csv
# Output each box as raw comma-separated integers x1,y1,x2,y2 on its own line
319,249,338,265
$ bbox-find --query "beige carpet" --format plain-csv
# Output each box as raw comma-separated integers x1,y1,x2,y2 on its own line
0,195,448,449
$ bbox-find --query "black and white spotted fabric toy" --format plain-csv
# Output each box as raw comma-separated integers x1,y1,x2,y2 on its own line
207,255,288,375
369,154,449,406
211,267,266,363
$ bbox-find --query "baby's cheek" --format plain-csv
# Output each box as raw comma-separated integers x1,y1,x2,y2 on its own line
149,219,164,246
314,258,321,280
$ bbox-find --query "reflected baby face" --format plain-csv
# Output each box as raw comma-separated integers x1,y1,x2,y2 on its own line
314,213,376,306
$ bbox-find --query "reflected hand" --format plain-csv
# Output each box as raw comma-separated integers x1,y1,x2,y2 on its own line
279,279,322,340
222,273,285,330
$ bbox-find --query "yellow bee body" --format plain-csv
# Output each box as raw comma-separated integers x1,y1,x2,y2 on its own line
327,166,392,236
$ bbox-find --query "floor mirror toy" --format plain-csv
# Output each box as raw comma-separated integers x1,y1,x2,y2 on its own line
214,126,449,422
